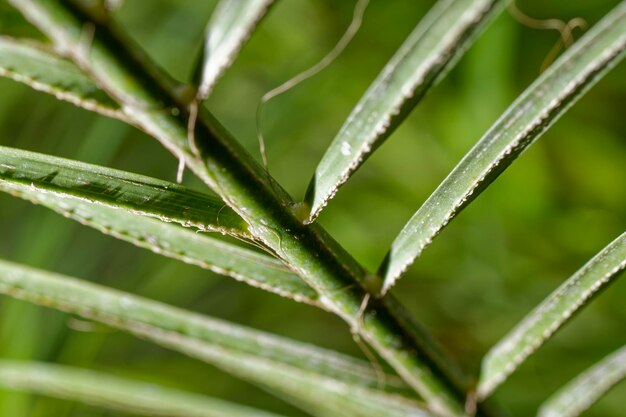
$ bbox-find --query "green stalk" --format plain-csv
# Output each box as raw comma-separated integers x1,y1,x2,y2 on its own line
9,1,474,416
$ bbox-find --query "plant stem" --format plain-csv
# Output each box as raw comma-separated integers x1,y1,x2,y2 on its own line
11,1,481,415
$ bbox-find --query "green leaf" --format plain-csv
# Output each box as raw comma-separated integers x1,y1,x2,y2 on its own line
304,0,506,222
0,259,431,417
0,36,125,120
196,0,274,100
538,345,626,417
0,361,283,417
378,2,626,294
0,145,248,235
477,232,626,399
0,146,320,306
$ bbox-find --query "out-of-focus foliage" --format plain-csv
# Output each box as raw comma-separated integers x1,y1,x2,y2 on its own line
0,0,624,416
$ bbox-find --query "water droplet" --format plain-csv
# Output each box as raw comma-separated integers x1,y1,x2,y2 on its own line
341,141,352,156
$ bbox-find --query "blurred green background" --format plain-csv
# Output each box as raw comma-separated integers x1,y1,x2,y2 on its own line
0,0,625,416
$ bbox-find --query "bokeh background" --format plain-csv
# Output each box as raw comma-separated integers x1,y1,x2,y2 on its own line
0,0,625,416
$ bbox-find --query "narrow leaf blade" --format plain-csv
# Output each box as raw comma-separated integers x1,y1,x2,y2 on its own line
0,146,247,235
197,0,274,100
0,260,430,417
0,146,319,306
478,232,626,398
0,361,283,417
379,2,626,293
305,0,506,221
0,36,125,120
538,345,626,417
